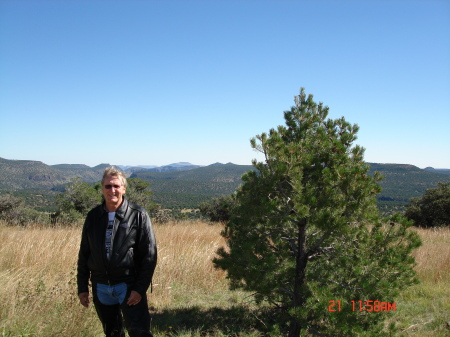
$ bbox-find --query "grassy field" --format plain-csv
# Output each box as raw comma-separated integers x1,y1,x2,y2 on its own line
0,220,448,336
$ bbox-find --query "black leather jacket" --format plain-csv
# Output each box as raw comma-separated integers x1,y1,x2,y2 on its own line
77,198,157,297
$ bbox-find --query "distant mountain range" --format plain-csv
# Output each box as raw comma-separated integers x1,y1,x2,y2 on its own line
0,156,449,214
118,162,204,173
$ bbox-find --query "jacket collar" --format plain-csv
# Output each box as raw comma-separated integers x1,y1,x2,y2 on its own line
100,197,128,219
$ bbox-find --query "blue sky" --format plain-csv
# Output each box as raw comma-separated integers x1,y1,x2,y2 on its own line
1,0,449,169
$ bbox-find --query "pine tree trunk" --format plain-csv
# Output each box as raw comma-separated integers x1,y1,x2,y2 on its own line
288,319,302,337
289,218,308,337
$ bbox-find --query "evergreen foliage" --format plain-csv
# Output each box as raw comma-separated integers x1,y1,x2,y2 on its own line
199,194,237,222
404,181,450,227
55,178,102,217
126,177,156,213
213,89,422,336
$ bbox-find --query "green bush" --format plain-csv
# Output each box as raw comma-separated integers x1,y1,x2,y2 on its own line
0,193,50,226
405,181,450,227
199,194,237,222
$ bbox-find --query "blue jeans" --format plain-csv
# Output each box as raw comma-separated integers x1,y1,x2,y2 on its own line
97,283,127,305
93,283,153,337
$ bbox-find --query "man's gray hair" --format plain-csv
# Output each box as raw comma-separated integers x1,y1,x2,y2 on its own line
102,166,127,188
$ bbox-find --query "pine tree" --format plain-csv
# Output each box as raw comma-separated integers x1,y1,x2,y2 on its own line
213,88,421,336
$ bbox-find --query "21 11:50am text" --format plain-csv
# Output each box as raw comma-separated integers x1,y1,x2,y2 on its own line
328,300,397,312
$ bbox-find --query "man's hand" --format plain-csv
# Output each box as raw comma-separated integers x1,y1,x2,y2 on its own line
78,292,90,307
127,290,142,306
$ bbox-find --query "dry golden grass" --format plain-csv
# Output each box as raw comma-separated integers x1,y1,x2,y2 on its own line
386,226,450,336
150,220,229,309
0,223,98,336
411,227,450,285
0,221,448,336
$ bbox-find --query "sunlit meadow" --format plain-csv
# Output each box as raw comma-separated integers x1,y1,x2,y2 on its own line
0,221,448,336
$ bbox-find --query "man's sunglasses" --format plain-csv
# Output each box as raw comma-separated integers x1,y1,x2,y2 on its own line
104,184,122,189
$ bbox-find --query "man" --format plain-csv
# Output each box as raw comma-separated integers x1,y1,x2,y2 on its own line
77,166,157,337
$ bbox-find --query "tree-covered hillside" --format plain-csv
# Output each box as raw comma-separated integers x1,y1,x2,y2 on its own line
131,163,254,209
368,163,450,215
0,157,107,191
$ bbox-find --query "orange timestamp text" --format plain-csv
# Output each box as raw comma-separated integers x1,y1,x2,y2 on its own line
328,300,396,312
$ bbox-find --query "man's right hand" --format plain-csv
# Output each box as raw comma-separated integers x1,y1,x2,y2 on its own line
78,292,90,307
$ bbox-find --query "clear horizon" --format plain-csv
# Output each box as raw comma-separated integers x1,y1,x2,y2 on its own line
1,1,449,169
1,155,449,170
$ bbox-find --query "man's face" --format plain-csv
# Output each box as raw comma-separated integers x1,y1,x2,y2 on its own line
102,175,126,210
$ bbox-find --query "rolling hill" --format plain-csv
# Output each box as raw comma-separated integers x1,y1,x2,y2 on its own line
0,157,108,191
